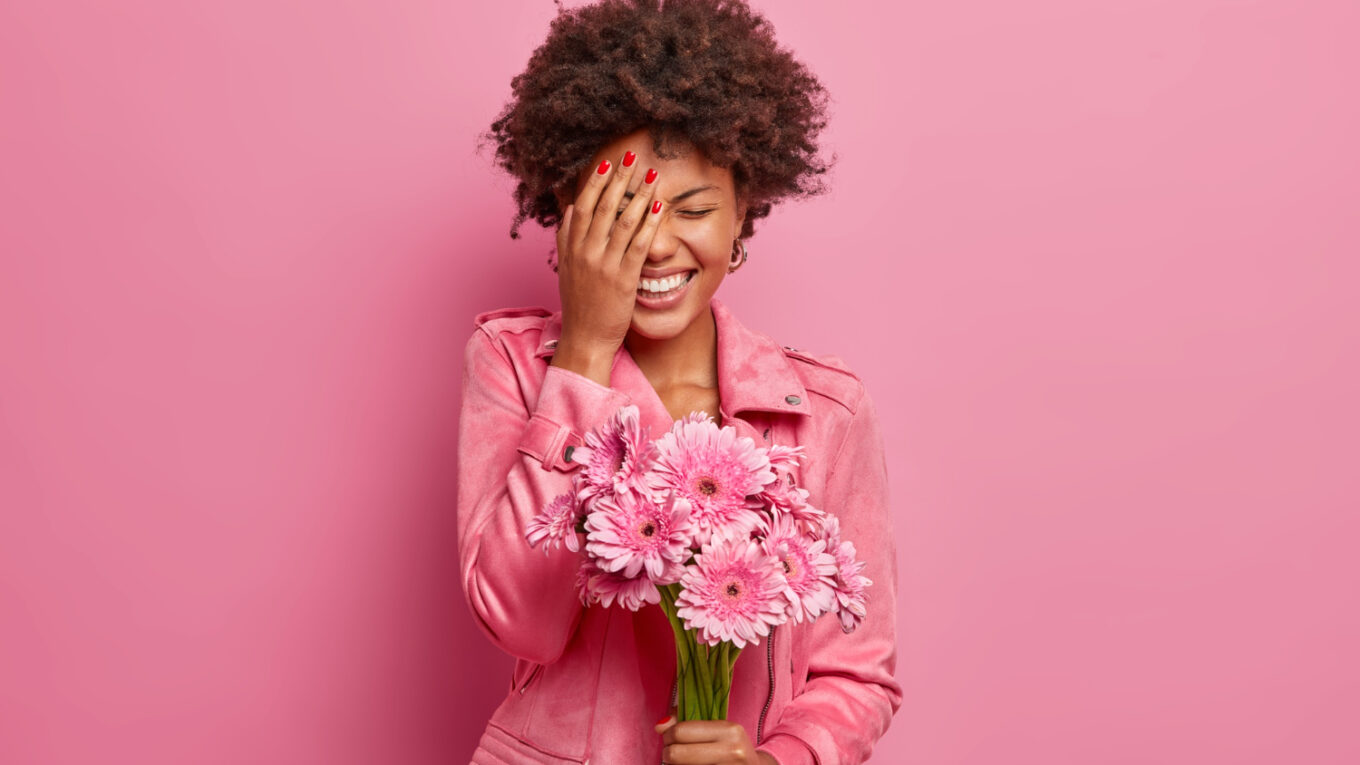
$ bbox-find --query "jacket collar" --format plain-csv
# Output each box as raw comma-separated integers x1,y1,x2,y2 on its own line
533,297,810,419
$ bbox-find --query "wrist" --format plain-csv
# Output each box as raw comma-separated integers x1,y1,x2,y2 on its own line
549,337,616,388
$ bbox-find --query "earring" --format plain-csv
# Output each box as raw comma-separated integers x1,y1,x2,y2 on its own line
728,238,748,273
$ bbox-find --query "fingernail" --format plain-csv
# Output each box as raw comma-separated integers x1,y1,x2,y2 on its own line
656,714,672,725
651,200,662,214
596,159,611,175
644,168,658,184
623,151,636,167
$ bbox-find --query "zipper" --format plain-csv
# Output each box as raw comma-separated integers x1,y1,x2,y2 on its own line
517,662,543,695
756,626,775,744
669,675,677,711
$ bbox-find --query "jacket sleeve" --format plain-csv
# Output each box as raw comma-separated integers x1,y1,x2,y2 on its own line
756,386,903,765
456,326,632,665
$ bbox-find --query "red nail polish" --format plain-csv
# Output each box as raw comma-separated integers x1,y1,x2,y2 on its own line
596,159,611,175
656,714,672,725
622,151,636,167
644,168,657,184
652,200,662,214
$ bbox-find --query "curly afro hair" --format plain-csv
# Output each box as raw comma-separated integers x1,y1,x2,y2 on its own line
484,0,833,240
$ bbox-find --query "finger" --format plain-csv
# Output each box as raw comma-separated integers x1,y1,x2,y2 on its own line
665,719,744,744
619,178,665,279
583,150,642,253
602,168,658,265
654,713,676,736
660,741,735,765
554,204,573,267
569,157,615,254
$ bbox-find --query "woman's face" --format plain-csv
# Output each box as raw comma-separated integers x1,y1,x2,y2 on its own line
571,128,747,343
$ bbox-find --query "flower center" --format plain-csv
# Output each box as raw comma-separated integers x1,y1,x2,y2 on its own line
639,520,656,538
724,581,741,598
696,476,719,496
782,559,793,575
612,450,626,474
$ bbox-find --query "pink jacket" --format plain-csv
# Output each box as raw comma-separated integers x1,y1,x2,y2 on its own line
458,297,901,764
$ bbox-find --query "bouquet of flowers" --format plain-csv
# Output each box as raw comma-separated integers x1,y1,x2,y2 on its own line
524,405,870,721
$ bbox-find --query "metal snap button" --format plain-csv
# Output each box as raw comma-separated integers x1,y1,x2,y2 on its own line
563,444,575,463
545,339,558,349
785,395,801,405
763,428,771,440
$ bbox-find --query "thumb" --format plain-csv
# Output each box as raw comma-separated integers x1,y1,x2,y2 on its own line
654,708,678,734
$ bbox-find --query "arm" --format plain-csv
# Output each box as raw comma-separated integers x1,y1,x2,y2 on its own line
456,327,631,665
757,387,903,765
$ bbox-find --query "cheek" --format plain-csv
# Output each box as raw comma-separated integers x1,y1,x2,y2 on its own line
681,219,737,267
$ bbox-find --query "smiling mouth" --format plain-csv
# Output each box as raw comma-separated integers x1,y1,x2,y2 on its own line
636,270,695,296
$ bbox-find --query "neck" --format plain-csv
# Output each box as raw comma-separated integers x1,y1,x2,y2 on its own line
624,305,719,391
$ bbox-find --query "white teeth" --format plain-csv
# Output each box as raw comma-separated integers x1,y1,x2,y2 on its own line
638,272,690,293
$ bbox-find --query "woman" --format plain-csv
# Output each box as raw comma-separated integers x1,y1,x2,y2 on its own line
458,1,901,763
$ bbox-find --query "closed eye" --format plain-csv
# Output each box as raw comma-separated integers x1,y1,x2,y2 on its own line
618,207,714,219
620,188,720,219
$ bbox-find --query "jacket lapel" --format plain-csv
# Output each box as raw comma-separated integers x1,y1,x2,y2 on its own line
710,297,810,421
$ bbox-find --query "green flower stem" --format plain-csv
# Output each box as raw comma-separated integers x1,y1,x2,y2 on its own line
660,584,705,720
718,641,738,719
713,641,725,720
657,585,687,715
710,643,723,717
683,640,702,719
695,640,715,717
656,583,743,721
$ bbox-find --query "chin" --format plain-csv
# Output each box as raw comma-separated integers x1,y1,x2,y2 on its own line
628,299,707,339
627,314,690,340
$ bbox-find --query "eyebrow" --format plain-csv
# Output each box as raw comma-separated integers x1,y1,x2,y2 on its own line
622,185,720,204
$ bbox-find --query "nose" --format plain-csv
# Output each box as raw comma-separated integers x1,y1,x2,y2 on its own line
646,213,679,262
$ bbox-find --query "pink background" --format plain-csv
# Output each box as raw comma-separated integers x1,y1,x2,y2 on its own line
2,1,1357,762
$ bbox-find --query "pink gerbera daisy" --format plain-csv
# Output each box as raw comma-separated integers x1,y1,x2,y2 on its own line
524,491,581,554
764,443,805,476
757,476,825,534
575,556,660,611
762,513,837,624
675,532,788,648
832,549,870,634
572,404,655,507
584,491,693,583
649,415,775,546
821,515,872,633
677,411,711,426
574,557,595,605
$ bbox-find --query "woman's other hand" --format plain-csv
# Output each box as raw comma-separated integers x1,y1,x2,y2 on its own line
550,150,664,387
655,714,777,765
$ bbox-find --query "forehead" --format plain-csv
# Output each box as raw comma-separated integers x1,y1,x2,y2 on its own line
575,128,734,193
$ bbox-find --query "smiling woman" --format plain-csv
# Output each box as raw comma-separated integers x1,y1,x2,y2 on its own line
457,1,902,764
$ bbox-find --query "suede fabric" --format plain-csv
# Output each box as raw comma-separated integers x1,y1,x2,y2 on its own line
458,297,901,764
